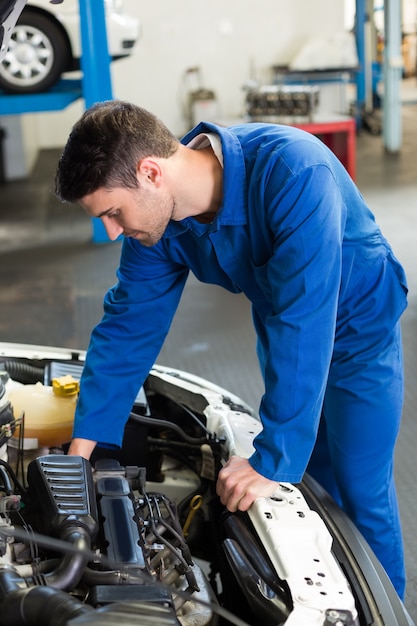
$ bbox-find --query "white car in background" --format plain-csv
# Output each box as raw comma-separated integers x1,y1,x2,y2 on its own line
0,0,140,94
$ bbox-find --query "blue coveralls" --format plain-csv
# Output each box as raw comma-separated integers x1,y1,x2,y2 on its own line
74,122,408,597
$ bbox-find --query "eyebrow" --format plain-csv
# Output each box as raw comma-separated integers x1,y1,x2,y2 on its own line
97,207,116,218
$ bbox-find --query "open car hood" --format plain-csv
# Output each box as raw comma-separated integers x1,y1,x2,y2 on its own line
0,0,27,60
0,341,414,626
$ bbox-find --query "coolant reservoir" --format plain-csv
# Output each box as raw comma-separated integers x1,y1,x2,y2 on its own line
8,375,79,449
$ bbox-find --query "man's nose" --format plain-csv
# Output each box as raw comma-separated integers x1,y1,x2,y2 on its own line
102,217,123,241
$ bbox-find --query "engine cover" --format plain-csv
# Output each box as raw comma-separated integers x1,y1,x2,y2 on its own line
96,474,145,568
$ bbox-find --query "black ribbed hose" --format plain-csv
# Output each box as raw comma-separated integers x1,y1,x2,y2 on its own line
0,361,44,384
0,585,94,626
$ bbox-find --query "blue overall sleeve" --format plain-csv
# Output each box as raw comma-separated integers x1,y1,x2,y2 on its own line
248,163,346,483
73,237,189,447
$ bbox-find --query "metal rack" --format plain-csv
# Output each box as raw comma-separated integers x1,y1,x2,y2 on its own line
0,0,113,242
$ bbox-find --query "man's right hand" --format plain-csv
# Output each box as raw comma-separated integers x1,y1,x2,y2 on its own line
67,438,97,460
216,455,279,512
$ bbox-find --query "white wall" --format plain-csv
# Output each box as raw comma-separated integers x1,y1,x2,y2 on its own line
402,0,417,32
34,0,345,147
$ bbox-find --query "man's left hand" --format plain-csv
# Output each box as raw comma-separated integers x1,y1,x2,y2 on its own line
216,455,280,512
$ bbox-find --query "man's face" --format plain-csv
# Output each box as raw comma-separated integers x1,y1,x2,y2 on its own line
79,185,176,247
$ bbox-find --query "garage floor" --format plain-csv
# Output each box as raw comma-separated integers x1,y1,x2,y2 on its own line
1,102,417,620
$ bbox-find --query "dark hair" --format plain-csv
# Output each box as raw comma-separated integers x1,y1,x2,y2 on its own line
55,100,179,203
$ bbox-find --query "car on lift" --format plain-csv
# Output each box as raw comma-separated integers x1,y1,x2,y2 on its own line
0,0,140,94
0,341,414,626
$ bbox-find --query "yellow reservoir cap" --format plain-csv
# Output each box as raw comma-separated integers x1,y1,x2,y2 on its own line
52,375,80,397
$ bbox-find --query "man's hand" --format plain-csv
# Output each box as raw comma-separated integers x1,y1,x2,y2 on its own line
216,455,280,512
67,438,97,460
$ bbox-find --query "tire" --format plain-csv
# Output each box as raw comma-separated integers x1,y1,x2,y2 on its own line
0,10,71,94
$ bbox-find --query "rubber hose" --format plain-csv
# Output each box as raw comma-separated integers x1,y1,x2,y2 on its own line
0,361,44,385
40,527,91,591
0,585,94,626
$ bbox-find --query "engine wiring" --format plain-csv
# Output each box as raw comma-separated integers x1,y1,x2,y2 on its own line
142,491,199,594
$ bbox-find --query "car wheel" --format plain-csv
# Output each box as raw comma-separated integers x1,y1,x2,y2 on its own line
0,10,71,94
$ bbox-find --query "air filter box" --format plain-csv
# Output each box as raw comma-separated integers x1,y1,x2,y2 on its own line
26,454,99,539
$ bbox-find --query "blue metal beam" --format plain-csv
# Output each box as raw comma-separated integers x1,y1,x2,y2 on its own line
78,0,114,242
0,79,82,115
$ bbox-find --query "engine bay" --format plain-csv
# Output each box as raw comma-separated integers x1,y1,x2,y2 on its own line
0,342,411,625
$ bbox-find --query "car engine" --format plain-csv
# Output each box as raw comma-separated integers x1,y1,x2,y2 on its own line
0,453,218,626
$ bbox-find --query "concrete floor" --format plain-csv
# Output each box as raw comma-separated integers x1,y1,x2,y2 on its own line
1,100,417,620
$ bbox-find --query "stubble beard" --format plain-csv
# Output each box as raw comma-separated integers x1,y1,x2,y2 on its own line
128,196,177,247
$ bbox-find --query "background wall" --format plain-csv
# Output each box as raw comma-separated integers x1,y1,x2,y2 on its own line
33,0,345,147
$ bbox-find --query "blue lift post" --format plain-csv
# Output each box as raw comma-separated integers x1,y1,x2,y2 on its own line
0,0,114,242
78,0,114,242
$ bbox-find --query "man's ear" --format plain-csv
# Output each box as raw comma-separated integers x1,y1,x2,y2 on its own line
136,158,163,187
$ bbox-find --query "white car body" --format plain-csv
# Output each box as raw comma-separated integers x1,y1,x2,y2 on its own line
24,0,140,59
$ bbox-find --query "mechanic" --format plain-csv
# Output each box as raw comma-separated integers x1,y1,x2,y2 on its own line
55,100,408,598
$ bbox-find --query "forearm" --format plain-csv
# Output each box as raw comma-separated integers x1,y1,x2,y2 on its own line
67,438,97,460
